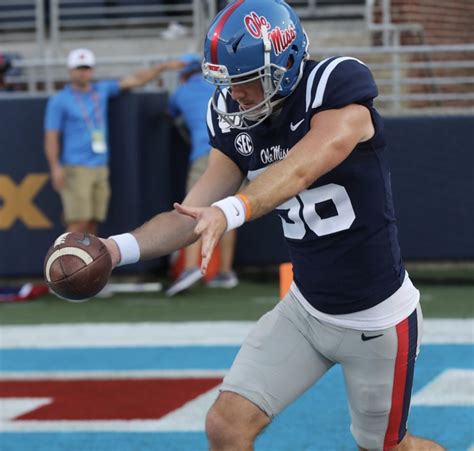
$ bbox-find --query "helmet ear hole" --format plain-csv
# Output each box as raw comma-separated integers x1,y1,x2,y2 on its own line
287,54,295,70
230,33,245,53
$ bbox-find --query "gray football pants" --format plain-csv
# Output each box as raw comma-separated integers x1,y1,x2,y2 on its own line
221,291,422,450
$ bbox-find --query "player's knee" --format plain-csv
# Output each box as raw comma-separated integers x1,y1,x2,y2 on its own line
205,393,269,448
206,404,242,448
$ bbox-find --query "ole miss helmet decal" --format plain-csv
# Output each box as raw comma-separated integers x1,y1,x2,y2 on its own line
244,12,297,56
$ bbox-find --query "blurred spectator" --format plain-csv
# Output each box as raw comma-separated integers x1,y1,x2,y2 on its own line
44,48,167,235
151,54,239,296
0,53,11,91
0,52,23,92
160,21,189,39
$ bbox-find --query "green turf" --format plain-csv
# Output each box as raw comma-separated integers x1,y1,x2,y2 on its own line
0,280,472,325
0,281,279,325
417,284,474,318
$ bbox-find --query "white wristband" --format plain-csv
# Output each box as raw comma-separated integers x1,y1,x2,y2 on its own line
212,196,246,232
108,233,140,266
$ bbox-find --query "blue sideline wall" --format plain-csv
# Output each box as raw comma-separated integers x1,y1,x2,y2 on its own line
0,94,472,276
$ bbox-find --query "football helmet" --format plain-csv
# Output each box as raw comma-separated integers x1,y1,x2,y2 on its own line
203,0,309,129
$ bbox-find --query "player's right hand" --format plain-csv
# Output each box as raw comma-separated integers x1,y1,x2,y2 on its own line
173,202,227,275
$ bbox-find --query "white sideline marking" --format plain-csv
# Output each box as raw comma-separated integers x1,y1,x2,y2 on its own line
0,420,199,432
0,369,227,381
0,398,51,422
0,319,472,349
0,322,254,348
412,369,474,406
422,319,474,344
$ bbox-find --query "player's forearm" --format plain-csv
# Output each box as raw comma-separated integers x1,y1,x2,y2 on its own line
239,157,309,220
106,210,198,268
238,105,371,221
132,210,198,260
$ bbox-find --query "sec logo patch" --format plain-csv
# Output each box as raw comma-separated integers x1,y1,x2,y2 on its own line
234,133,254,156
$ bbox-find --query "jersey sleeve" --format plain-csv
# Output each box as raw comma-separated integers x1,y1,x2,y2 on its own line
98,80,121,98
310,57,378,114
44,94,64,131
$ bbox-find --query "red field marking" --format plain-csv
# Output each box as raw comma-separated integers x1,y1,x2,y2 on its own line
0,378,222,420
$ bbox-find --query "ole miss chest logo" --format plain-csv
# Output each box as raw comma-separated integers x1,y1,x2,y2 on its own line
244,12,296,56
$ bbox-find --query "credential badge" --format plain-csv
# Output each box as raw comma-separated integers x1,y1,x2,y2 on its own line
234,132,254,156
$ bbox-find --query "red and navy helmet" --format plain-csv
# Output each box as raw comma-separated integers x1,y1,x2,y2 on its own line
203,0,309,129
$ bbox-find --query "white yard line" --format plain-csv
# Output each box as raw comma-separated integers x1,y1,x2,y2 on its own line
0,369,227,380
412,369,474,406
0,419,207,432
0,321,255,348
0,319,472,349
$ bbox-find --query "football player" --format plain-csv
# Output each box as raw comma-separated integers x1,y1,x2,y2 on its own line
103,0,444,449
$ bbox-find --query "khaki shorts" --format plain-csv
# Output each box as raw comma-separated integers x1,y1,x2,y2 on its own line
60,165,110,222
221,291,422,450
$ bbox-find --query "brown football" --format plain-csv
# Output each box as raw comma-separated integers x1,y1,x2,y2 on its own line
44,232,112,301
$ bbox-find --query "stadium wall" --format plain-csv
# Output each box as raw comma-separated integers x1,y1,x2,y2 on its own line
0,94,473,276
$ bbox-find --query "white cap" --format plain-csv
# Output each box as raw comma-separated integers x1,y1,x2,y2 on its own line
67,48,96,69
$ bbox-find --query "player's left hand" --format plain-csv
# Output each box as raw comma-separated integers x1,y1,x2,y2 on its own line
173,202,227,274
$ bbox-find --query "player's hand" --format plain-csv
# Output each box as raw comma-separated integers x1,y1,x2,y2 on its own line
100,238,121,268
174,202,227,274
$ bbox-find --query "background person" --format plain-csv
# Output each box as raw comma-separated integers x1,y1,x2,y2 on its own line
44,48,167,235
163,54,239,296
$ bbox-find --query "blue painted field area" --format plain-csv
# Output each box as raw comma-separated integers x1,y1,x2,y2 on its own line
0,342,473,451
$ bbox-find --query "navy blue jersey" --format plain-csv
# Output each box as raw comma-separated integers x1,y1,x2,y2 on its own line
207,57,405,314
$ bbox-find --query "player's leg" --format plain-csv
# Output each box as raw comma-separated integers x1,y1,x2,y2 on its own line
219,229,236,273
66,220,93,234
183,155,207,272
207,229,239,288
384,431,445,450
206,292,334,449
340,304,444,450
165,240,203,296
184,239,201,270
165,155,208,296
208,175,245,287
206,391,270,451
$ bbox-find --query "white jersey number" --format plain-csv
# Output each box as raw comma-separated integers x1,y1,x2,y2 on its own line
278,183,356,239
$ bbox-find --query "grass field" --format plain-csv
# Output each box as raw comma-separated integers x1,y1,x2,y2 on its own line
0,279,473,324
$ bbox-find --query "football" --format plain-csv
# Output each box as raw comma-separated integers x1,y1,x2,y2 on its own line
44,232,112,301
